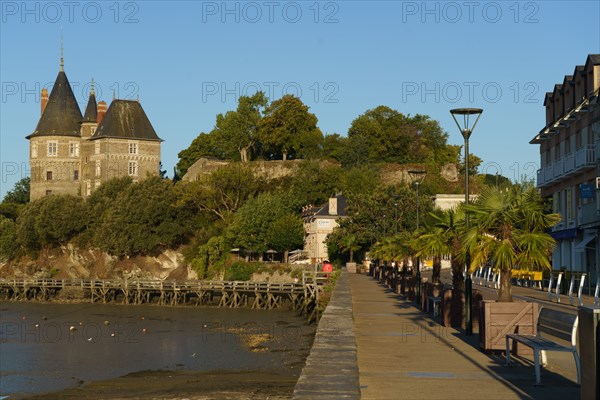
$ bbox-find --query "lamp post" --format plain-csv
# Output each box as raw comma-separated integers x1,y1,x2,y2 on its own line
408,169,427,304
450,107,483,336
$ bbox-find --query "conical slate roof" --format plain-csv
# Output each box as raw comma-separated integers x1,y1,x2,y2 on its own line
27,70,82,139
91,100,162,141
82,92,97,123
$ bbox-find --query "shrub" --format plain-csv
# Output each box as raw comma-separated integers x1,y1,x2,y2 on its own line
226,261,260,281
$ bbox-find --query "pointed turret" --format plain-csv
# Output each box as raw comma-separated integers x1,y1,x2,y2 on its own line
26,69,82,139
82,80,97,123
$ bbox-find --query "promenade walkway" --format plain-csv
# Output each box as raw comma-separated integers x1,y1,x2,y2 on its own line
349,273,580,400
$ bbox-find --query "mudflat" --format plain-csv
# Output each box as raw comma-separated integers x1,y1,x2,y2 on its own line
23,370,298,400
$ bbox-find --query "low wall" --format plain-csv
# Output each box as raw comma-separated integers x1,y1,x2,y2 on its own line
293,271,360,399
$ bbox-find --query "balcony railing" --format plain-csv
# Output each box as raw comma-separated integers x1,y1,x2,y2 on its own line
575,144,595,168
537,144,597,187
563,153,575,175
553,158,564,179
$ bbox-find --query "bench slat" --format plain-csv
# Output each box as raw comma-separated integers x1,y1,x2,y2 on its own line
505,334,571,352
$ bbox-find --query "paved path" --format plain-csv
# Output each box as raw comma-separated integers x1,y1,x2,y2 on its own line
350,273,580,400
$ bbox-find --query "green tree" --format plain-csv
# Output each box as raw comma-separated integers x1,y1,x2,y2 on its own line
16,195,88,250
259,95,323,160
177,163,265,223
347,106,456,167
282,161,342,211
3,177,30,204
464,186,560,302
227,192,295,256
339,234,361,263
176,132,232,176
192,235,229,279
214,92,268,162
0,216,19,261
266,213,305,262
95,177,193,256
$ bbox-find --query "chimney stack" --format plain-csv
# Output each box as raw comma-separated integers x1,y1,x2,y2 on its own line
329,197,338,216
97,101,108,126
41,88,49,115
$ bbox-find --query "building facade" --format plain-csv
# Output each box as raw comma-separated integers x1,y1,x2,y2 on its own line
27,62,162,200
302,195,347,263
531,54,600,282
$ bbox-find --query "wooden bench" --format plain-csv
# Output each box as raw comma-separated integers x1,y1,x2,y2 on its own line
505,307,580,386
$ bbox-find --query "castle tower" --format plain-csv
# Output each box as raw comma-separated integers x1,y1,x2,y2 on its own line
26,64,83,200
87,99,162,194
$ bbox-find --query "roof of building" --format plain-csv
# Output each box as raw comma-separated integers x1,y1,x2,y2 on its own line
26,70,83,139
587,54,600,65
82,92,97,123
306,195,348,218
91,99,162,142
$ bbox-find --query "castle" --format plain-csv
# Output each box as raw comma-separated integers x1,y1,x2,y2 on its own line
26,56,162,200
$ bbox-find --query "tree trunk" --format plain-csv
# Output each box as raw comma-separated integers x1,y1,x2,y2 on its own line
349,250,354,263
432,256,441,283
451,256,464,293
282,153,288,161
284,250,289,264
497,269,513,302
450,255,466,328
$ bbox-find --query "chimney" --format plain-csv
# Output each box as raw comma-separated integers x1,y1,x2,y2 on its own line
329,197,338,216
97,101,108,126
41,88,49,115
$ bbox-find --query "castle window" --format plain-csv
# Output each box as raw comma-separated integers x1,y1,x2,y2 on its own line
69,142,79,157
95,142,100,154
46,171,53,181
91,127,96,135
128,161,138,176
73,170,79,181
129,143,138,154
32,143,38,158
48,141,57,157
86,181,92,196
95,160,101,177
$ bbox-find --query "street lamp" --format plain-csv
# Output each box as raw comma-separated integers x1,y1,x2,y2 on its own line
408,169,427,304
450,107,483,336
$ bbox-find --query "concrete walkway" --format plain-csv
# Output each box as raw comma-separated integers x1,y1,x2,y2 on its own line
350,273,580,400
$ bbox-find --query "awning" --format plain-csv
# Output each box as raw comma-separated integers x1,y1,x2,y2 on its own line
575,234,597,252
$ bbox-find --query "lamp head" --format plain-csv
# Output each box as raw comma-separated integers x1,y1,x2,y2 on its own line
450,108,483,140
408,169,427,185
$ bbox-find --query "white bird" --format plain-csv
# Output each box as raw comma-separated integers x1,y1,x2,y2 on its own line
191,352,197,358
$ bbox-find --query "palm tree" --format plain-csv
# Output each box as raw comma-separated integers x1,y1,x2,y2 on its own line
426,208,466,293
340,234,361,263
464,186,560,302
414,225,446,284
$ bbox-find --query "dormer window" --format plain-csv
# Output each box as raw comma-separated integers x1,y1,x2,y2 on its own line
90,127,96,135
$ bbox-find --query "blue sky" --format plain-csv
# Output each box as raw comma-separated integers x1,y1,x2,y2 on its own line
1,1,599,198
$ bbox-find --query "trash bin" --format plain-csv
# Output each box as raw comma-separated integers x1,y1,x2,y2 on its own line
579,305,600,400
